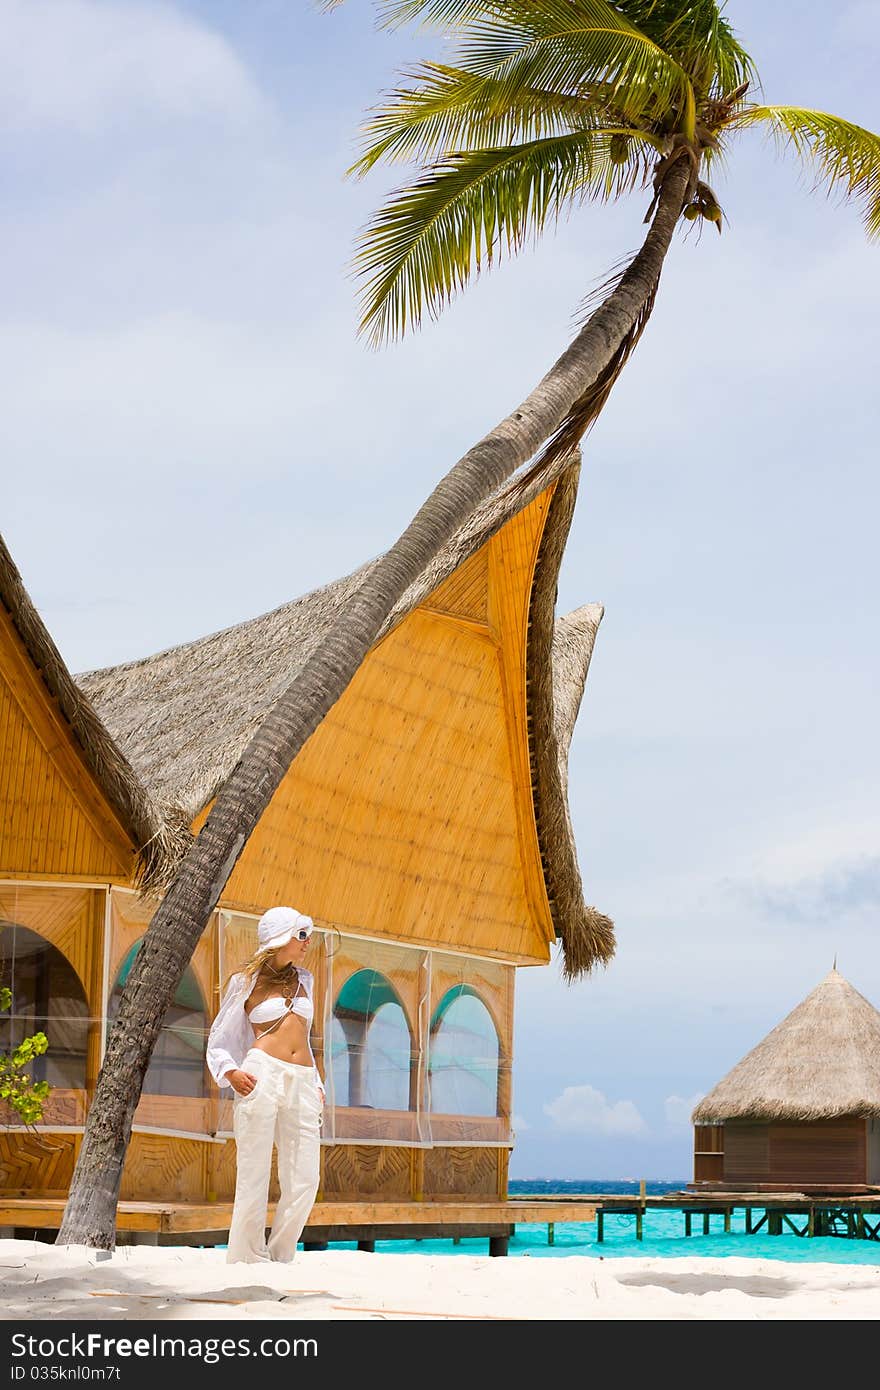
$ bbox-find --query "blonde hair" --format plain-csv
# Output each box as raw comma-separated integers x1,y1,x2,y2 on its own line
222,942,299,995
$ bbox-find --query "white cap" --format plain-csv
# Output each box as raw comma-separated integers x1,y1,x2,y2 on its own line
257,905,314,949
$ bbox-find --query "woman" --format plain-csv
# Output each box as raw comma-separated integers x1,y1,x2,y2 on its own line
206,904,326,1264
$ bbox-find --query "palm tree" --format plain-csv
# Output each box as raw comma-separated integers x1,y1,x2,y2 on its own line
58,0,880,1248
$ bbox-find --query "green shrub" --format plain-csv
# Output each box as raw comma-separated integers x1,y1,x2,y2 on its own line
0,986,51,1125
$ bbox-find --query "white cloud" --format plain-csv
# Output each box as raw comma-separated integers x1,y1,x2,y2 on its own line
511,1113,530,1132
664,1094,703,1128
543,1085,646,1137
721,820,880,924
0,0,264,131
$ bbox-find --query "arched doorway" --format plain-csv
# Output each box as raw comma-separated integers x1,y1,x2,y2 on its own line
0,922,89,1088
108,941,207,1098
332,968,412,1110
429,986,500,1116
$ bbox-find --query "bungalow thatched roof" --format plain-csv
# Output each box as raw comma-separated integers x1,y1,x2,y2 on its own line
692,969,880,1123
0,534,186,887
78,451,614,975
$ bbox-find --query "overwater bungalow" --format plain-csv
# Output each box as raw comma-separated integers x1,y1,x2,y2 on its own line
692,969,880,1192
0,451,613,1222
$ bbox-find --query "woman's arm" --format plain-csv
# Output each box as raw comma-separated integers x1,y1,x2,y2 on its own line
206,973,252,1088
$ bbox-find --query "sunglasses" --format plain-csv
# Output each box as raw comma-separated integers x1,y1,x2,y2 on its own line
293,928,313,942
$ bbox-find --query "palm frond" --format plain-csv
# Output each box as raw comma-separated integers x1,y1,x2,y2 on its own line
614,1,757,97
353,128,658,344
350,62,663,176
453,4,696,136
369,0,495,26
736,105,880,237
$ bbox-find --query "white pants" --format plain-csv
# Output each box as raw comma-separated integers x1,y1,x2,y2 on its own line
226,1048,322,1264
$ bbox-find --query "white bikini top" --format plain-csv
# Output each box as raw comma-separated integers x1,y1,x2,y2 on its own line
248,991,314,1032
249,993,314,1023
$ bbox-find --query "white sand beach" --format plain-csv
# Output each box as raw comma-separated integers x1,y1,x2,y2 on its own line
0,1240,877,1321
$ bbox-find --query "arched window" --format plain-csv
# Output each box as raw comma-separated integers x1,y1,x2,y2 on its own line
332,969,411,1110
429,987,500,1116
0,923,89,1089
108,942,207,1098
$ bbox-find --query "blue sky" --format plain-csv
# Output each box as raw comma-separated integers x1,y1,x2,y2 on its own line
3,0,879,1178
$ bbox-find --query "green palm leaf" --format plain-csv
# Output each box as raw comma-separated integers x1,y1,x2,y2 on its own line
350,63,662,175
354,128,658,344
614,1,756,96
736,106,880,238
454,4,696,136
342,0,754,100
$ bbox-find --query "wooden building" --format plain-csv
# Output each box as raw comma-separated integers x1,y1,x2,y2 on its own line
692,969,880,1192
1,451,613,1214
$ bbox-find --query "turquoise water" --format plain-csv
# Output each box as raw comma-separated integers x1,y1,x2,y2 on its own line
318,1181,880,1266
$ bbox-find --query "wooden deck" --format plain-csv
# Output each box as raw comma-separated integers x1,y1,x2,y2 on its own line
0,1196,597,1254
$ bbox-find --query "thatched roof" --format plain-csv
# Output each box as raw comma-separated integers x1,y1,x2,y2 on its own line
0,534,185,886
79,451,613,974
692,970,880,1123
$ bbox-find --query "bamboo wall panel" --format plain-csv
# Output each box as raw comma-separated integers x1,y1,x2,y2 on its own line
205,1139,239,1202
423,1145,504,1199
0,610,133,881
0,1131,78,1196
421,547,489,624
320,1144,413,1199
0,884,103,1000
213,488,558,964
119,1133,207,1202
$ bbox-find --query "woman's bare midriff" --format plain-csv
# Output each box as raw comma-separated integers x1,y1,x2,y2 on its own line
244,984,315,1068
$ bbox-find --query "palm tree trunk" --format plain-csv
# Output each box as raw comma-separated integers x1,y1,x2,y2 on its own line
57,160,690,1249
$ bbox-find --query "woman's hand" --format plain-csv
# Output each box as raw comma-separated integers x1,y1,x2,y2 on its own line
227,1069,258,1097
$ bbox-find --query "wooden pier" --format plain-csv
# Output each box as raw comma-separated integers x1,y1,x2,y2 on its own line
517,1190,880,1243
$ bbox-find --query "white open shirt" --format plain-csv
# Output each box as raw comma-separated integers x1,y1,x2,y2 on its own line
206,967,325,1099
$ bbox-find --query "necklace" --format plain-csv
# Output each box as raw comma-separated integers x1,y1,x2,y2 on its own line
261,960,298,1003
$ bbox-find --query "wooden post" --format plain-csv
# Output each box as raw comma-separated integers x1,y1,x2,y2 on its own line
488,1235,508,1257
596,1209,604,1243
636,1209,643,1241
723,1209,731,1234
357,1240,375,1252
685,1211,692,1237
85,891,108,1097
745,1207,752,1234
703,1212,710,1236
808,1207,815,1238
548,1222,555,1246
